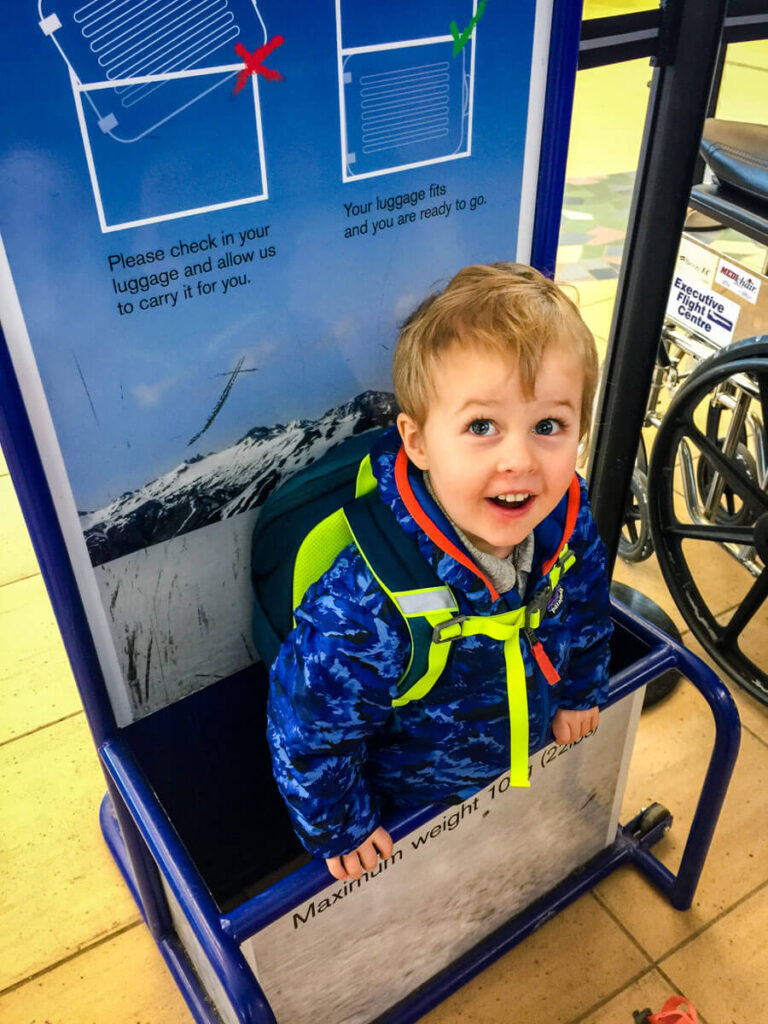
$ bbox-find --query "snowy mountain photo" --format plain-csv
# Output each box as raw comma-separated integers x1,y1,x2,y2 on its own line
85,390,397,720
80,390,397,566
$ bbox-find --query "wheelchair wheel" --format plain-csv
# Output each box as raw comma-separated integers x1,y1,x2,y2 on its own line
619,468,654,563
697,392,757,527
648,336,768,705
696,441,757,527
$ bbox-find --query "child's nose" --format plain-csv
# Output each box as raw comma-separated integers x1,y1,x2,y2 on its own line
496,437,535,475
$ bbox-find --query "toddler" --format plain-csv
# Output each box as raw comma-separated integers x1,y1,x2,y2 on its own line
267,263,612,881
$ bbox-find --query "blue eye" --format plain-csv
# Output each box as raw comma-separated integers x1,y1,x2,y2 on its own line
534,418,563,436
468,419,497,436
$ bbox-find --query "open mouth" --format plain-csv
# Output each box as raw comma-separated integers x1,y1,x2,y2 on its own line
488,493,533,511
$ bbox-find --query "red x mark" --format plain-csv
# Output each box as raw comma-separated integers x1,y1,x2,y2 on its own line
234,37,284,92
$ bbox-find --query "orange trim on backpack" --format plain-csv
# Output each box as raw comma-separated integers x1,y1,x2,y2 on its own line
394,446,501,602
541,474,581,576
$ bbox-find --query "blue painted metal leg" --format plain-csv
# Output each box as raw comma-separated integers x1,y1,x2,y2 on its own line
100,738,278,1024
608,600,741,910
100,792,223,1024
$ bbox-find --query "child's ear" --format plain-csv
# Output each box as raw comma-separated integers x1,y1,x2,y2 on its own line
397,412,429,470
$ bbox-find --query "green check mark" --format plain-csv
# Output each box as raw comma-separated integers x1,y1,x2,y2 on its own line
449,0,488,57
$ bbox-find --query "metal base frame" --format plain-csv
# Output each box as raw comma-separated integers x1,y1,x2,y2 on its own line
98,601,740,1024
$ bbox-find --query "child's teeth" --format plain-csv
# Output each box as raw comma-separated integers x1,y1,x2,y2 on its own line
497,493,530,503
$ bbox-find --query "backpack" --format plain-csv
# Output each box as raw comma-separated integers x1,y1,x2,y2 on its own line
251,427,576,786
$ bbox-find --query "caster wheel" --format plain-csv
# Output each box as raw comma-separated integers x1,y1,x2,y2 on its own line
636,802,671,837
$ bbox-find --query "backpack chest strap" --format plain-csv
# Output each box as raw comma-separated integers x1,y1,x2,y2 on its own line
395,604,531,787
389,548,577,788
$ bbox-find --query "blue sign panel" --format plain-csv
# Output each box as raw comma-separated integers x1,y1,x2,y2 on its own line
1,1,554,722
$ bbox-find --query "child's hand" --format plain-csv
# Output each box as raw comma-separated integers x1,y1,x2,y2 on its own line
325,826,394,880
552,706,599,746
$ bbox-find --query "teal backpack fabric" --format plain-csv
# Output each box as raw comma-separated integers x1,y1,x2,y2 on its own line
251,426,439,669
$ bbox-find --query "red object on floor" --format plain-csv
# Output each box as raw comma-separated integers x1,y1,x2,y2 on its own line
649,996,698,1024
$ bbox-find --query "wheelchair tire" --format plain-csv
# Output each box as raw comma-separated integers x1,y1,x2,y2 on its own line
648,336,768,705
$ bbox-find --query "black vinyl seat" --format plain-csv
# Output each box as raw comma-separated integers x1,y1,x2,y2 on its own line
690,119,768,245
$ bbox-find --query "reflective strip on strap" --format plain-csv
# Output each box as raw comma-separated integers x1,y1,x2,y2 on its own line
392,610,456,707
393,587,458,617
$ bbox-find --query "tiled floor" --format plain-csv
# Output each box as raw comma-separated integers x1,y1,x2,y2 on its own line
2,28,768,1024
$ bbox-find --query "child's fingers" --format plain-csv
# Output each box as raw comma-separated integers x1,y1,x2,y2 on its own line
372,826,394,860
575,707,598,739
325,856,347,880
326,827,394,881
342,851,366,879
357,842,379,873
552,714,572,746
586,707,599,736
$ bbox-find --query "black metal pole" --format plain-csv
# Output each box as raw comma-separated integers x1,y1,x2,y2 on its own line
588,0,728,573
692,37,726,187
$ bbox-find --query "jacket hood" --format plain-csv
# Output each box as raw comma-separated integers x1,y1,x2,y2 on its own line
369,425,579,614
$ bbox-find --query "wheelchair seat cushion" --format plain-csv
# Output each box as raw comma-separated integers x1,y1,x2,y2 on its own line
700,118,768,205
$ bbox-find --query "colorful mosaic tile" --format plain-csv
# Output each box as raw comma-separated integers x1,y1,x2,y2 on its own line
557,170,766,282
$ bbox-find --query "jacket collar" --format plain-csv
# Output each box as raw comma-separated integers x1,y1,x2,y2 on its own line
370,426,580,612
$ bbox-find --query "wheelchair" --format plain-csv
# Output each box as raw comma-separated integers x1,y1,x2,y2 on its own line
619,119,768,705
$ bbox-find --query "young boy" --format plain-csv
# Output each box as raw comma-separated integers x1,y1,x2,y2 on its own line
267,263,612,881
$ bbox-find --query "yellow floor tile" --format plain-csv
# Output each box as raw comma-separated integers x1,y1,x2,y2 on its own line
420,893,651,1024
0,475,40,588
714,597,768,700
556,243,585,267
612,552,690,636
581,970,689,1024
0,716,140,989
676,538,755,622
680,624,768,749
583,0,657,15
0,574,81,744
718,41,768,124
566,59,652,179
660,882,768,1024
0,924,193,1024
579,295,616,353
614,519,760,636
728,38,768,72
595,682,768,961
570,279,618,311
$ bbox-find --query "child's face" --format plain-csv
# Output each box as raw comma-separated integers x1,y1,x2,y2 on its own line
398,342,584,559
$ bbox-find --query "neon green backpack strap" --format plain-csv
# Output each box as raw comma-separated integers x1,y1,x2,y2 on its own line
292,507,355,613
291,454,379,613
387,591,459,707
423,551,579,788
355,453,377,497
290,455,456,709
291,455,579,791
342,490,459,706
443,607,530,787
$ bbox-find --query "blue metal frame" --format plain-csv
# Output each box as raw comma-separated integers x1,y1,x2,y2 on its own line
97,598,740,1024
530,0,584,277
1,3,741,1021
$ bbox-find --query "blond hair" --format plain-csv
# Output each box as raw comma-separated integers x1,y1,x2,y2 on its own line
393,263,598,439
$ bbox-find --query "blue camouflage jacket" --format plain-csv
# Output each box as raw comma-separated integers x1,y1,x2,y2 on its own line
267,427,612,859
